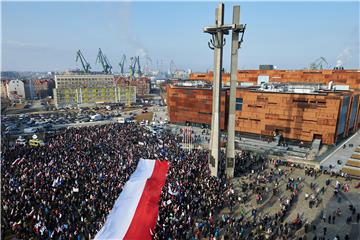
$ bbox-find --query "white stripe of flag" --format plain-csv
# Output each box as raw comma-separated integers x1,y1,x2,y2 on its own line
95,159,169,240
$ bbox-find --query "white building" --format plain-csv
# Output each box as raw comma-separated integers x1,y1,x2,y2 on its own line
7,79,26,102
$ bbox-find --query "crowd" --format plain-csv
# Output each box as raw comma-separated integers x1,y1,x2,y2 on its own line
1,122,358,240
2,123,168,239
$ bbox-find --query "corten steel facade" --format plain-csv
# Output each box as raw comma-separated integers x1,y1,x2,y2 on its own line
189,70,360,89
234,89,359,145
167,85,360,145
167,86,228,130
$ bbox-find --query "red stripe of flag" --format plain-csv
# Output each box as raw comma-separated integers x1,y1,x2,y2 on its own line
123,160,169,240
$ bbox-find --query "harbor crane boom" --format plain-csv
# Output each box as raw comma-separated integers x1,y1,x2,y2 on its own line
76,50,91,73
96,48,112,74
118,54,126,76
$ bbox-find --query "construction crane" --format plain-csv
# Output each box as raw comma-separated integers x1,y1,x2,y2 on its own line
76,50,91,73
118,54,126,76
309,57,329,70
96,48,112,74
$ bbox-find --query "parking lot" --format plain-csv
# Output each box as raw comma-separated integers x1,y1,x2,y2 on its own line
1,104,169,145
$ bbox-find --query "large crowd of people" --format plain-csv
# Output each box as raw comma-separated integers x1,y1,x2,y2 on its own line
1,122,358,240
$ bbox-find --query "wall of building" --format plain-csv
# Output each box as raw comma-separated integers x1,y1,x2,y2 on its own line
233,89,351,145
114,76,151,96
54,74,136,107
53,86,136,108
167,86,228,130
189,70,360,89
166,85,359,145
7,79,26,101
1,80,9,99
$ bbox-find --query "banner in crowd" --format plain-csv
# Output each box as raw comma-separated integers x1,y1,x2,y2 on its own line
94,159,169,240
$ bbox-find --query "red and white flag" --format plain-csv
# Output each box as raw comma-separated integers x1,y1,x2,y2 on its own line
95,159,169,240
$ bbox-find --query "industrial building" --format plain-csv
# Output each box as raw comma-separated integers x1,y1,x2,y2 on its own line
189,69,360,90
167,82,360,145
53,74,136,108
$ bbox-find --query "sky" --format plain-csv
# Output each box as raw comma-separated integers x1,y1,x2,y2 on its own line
1,1,359,72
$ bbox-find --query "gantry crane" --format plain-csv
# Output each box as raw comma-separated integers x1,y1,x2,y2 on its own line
118,54,126,76
76,50,91,73
309,57,329,70
96,48,112,74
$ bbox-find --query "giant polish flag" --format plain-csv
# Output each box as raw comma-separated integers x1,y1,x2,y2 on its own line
95,159,169,240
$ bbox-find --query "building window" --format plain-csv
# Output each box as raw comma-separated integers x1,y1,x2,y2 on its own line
236,98,243,111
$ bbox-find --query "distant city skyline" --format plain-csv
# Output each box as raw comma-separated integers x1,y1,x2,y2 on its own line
1,1,359,72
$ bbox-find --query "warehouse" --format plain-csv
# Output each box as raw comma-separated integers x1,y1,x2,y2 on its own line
167,82,360,145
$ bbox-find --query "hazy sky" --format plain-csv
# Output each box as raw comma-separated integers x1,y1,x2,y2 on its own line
1,1,359,72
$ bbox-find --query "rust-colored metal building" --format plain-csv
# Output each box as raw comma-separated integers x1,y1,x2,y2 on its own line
167,83,360,145
167,84,228,130
189,70,360,90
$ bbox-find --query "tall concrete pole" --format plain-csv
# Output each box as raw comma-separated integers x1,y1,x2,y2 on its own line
209,6,219,168
209,3,225,177
225,6,240,178
205,3,238,177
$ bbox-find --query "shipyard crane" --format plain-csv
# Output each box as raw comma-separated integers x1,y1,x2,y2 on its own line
118,54,126,76
135,56,142,77
104,55,113,74
96,48,112,74
76,50,91,73
170,60,177,77
309,57,329,70
129,57,137,80
145,56,152,75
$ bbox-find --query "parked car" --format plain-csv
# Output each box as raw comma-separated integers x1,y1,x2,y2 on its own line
5,125,17,131
24,127,37,134
90,114,102,121
5,129,22,135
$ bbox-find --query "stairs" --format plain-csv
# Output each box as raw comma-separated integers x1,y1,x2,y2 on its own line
235,138,310,159
342,144,360,179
